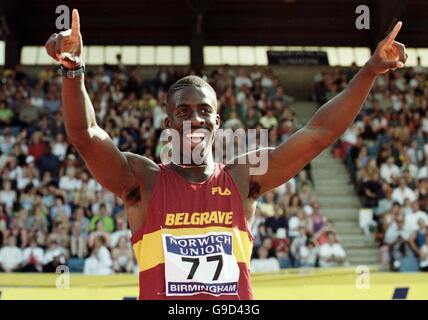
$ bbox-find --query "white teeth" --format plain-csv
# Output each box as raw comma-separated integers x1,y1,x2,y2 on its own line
186,132,205,138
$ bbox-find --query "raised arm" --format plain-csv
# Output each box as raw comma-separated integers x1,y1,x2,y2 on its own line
45,9,156,198
252,21,407,194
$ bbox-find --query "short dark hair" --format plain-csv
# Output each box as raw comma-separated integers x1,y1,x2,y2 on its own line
166,75,216,105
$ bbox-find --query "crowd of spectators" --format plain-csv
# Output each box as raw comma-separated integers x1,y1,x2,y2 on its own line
317,57,428,272
0,60,347,275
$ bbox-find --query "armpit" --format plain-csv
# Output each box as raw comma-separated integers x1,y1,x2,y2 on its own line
124,186,141,203
248,181,261,200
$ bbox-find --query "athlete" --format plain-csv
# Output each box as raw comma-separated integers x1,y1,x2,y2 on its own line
45,9,407,299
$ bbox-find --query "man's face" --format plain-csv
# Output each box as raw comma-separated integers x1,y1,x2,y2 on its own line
165,86,220,153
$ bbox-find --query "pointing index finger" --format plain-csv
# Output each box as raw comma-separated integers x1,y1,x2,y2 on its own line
71,9,80,35
385,21,402,46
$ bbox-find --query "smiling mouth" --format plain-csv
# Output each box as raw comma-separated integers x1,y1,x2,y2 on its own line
185,132,205,143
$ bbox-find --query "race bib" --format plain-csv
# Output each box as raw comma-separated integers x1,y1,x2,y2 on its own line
162,232,240,296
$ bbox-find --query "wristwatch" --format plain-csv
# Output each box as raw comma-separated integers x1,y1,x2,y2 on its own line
57,64,85,79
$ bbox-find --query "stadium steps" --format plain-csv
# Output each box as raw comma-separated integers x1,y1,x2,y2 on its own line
291,101,380,267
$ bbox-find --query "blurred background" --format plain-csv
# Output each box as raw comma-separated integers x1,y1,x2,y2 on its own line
0,0,427,299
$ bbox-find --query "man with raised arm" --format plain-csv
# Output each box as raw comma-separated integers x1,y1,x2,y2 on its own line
45,9,407,299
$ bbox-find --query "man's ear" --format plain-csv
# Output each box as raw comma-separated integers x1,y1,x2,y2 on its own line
215,114,221,129
164,117,170,128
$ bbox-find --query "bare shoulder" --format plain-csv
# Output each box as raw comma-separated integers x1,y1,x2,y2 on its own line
123,152,160,178
225,147,273,199
122,152,160,201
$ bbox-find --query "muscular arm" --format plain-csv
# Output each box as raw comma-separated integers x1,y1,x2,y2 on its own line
62,77,137,198
251,21,407,195
46,9,157,199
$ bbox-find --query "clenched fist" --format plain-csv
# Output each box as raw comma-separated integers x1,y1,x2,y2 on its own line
45,9,82,69
366,21,408,75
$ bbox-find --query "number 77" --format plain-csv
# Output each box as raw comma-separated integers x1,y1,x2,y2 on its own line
181,255,224,281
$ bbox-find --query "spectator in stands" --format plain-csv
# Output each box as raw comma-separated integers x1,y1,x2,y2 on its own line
27,204,49,237
73,206,90,240
409,218,427,254
259,108,278,129
50,195,72,222
314,221,337,246
88,220,111,249
112,236,134,273
265,204,287,237
21,237,44,272
259,191,276,217
0,179,17,209
28,131,46,161
250,246,280,273
392,178,417,205
384,217,411,271
0,126,16,155
404,201,428,232
253,222,268,248
361,171,384,208
110,216,131,248
310,202,326,235
419,237,428,271
290,226,309,267
90,203,115,233
37,143,61,179
59,166,81,195
380,156,401,184
319,232,346,268
0,235,22,272
286,193,303,217
19,98,40,127
70,221,87,259
0,100,14,125
299,239,318,268
83,236,113,275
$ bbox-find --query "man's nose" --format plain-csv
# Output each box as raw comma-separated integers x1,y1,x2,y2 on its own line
190,111,205,126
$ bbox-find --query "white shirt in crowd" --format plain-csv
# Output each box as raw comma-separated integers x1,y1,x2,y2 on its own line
30,96,44,109
152,105,167,130
319,243,346,268
44,247,67,265
299,246,318,267
420,245,428,269
288,216,300,238
59,176,82,191
22,246,45,270
384,223,411,245
422,118,428,134
52,142,68,161
0,189,17,209
380,163,401,184
0,246,22,271
235,76,252,88
250,257,280,273
391,187,416,205
84,246,113,275
110,230,132,249
405,211,428,232
0,135,16,154
417,165,428,180
341,127,358,145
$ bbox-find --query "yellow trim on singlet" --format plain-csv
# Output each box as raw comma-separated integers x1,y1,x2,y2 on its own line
132,226,253,272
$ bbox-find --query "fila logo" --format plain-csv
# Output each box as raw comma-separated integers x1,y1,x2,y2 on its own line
212,187,231,196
